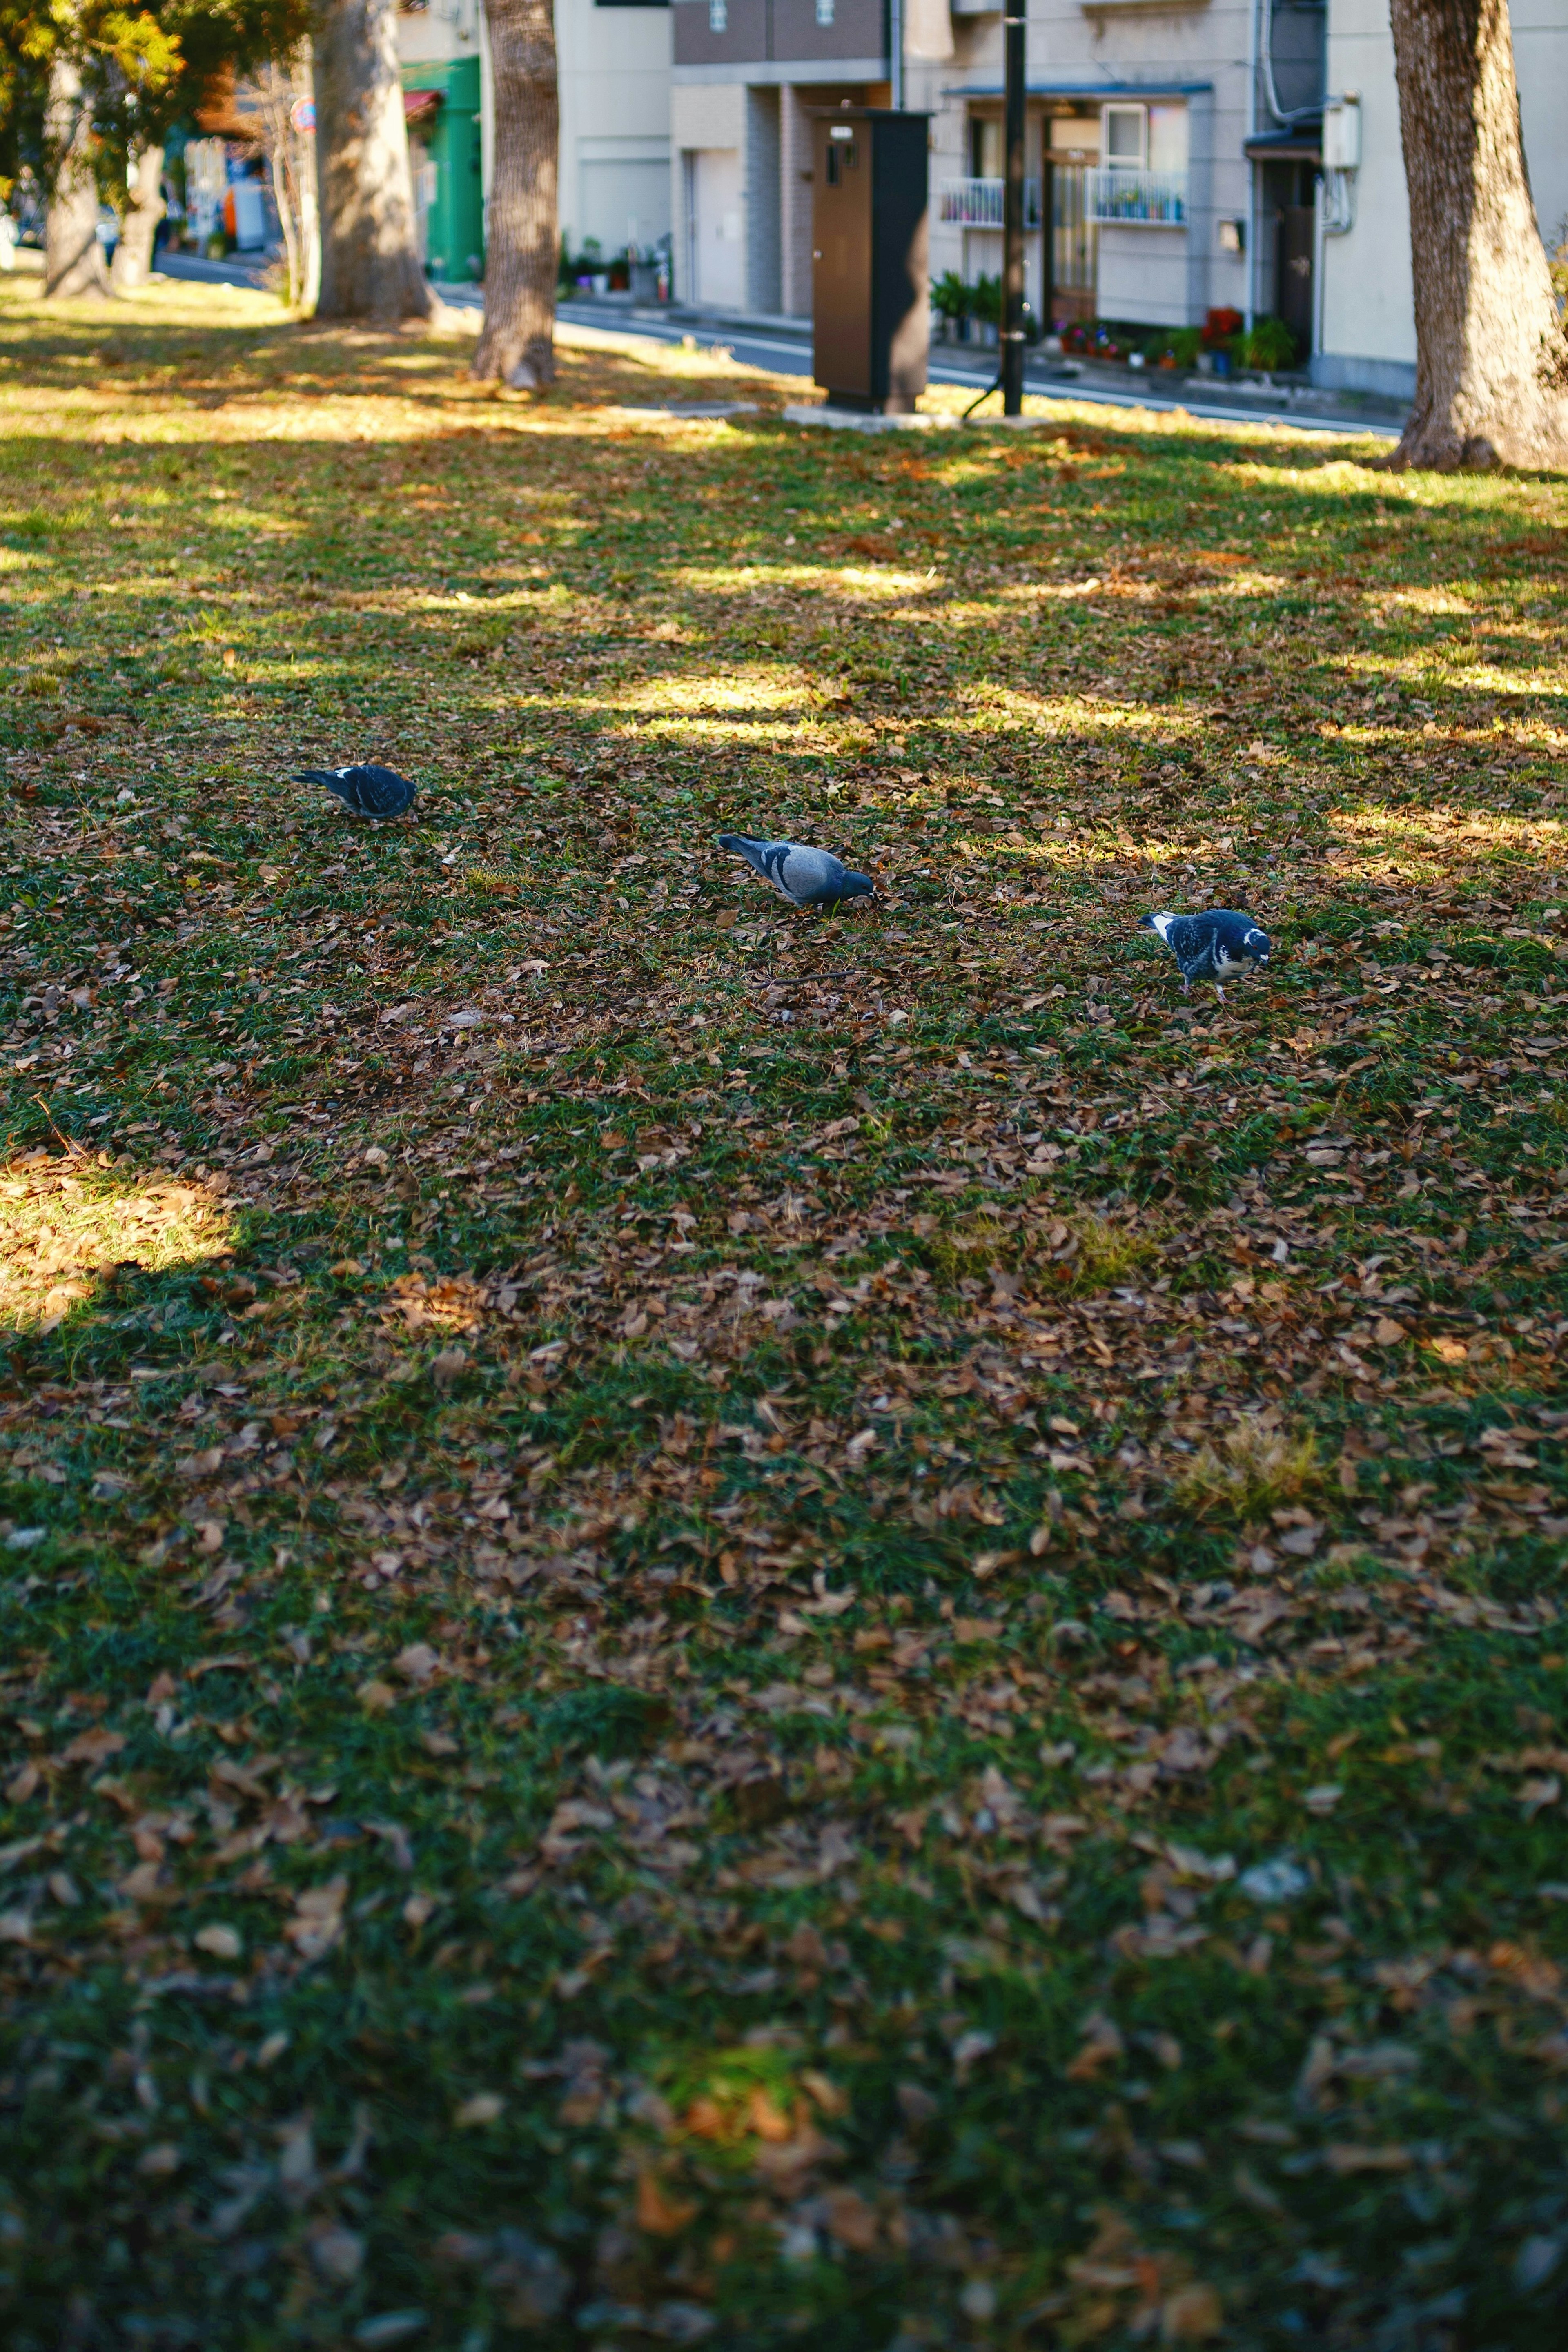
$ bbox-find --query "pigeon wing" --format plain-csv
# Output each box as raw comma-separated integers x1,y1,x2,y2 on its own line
778,846,845,905
350,765,416,815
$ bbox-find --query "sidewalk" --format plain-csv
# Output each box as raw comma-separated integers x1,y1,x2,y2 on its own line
145,258,1405,441
552,292,1406,441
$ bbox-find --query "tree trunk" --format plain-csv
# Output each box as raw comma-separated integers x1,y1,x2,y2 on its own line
473,0,558,388
1389,0,1568,469
111,144,165,294
309,0,431,321
43,54,108,300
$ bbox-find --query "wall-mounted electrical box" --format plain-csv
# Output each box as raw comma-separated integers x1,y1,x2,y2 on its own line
1323,97,1362,173
1216,218,1245,255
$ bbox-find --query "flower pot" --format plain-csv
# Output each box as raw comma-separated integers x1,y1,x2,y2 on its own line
630,262,661,303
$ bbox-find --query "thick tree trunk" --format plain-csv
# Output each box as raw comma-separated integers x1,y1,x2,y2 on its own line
1390,0,1568,469
43,55,108,300
309,0,431,321
473,0,558,388
111,144,165,294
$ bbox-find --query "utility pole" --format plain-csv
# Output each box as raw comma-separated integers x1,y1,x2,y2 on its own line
891,0,905,111
1001,0,1026,414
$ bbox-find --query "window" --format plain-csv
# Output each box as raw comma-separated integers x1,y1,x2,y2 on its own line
969,117,1002,178
709,0,726,25
1103,105,1146,166
1148,103,1188,174
815,0,835,20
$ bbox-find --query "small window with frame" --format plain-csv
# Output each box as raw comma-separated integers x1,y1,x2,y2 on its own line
709,0,727,27
1102,104,1146,168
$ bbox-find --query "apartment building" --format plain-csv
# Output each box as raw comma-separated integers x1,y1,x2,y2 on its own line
393,0,1566,402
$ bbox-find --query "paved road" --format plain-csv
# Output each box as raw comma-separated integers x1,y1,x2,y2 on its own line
554,298,1403,443
151,256,1400,443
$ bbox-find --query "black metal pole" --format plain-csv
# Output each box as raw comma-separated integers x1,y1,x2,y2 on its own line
1002,0,1026,415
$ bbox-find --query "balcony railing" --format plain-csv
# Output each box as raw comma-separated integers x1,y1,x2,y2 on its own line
938,177,1043,231
1090,168,1188,226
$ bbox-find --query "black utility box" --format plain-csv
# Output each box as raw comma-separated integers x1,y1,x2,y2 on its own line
811,109,930,414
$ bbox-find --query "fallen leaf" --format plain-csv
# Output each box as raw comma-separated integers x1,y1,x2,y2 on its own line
635,2170,698,2236
453,2093,505,2128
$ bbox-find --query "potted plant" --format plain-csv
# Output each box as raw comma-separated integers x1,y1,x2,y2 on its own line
1241,315,1297,376
971,274,1001,349
931,271,970,343
1201,307,1244,378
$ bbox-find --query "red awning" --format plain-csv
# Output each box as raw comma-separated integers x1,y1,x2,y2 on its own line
403,89,442,129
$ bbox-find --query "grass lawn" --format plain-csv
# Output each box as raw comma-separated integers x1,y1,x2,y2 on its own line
2,270,1568,2351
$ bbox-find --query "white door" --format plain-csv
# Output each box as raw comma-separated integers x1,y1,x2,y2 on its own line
691,148,743,309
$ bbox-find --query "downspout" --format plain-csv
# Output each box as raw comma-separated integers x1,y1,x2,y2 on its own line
1245,0,1259,330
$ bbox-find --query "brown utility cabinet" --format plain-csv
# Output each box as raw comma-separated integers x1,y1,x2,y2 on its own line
811,109,930,414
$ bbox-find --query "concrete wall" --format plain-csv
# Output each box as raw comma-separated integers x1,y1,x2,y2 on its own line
557,0,673,255
1316,0,1414,390
1317,0,1568,401
1098,225,1191,327
1514,0,1568,262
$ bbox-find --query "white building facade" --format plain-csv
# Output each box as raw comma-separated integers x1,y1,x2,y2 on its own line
395,0,673,274
1316,0,1568,400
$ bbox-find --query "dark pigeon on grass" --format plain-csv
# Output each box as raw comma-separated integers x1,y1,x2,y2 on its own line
1140,909,1271,1002
293,763,417,818
718,833,875,912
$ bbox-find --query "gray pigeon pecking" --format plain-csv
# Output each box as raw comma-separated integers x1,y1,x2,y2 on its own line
294,763,418,818
717,833,875,912
1140,909,1271,1002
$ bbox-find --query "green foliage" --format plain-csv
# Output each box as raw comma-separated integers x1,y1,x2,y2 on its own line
969,270,1002,325
0,276,1564,2352
931,268,970,322
1241,313,1298,372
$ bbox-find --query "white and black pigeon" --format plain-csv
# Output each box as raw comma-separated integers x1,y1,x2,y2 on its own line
1140,909,1271,1002
718,833,875,912
293,763,418,818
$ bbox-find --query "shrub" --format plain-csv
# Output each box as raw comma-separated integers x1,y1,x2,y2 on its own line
1242,315,1297,372
932,270,971,322
970,273,1002,325
1144,326,1202,368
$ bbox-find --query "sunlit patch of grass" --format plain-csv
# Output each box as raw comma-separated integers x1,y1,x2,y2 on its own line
0,1163,234,1333
1038,1212,1154,1295
1172,1415,1320,1521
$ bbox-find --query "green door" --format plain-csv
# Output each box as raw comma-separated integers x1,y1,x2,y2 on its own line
400,58,484,285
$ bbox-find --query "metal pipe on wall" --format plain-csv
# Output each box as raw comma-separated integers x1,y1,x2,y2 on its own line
1001,0,1025,413
891,0,906,111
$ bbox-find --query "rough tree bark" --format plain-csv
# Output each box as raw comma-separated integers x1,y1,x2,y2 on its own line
309,0,430,321
111,144,166,294
43,54,109,299
1390,0,1568,469
473,0,558,387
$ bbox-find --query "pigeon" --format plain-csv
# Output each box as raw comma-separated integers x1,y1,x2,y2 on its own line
717,833,875,911
1140,909,1271,1002
293,763,417,818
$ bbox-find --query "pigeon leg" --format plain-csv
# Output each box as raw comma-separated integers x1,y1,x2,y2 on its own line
1181,976,1191,995
1215,984,1226,1004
